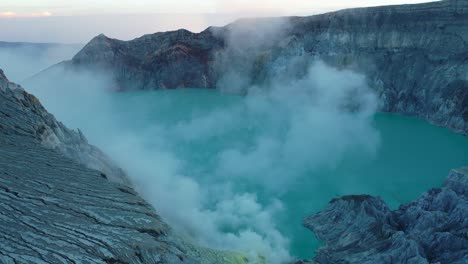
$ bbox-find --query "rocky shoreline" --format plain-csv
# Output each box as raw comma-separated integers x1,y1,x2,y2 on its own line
303,167,468,264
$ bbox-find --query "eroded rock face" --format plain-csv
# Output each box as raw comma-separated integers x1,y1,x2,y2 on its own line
0,134,192,263
71,30,223,90
58,0,467,134
0,69,127,184
304,168,468,264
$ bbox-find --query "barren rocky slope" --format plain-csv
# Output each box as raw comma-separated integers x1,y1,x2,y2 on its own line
0,69,127,184
0,70,243,263
57,0,468,134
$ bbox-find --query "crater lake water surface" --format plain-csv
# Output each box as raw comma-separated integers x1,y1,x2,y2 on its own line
39,88,468,259
108,89,467,258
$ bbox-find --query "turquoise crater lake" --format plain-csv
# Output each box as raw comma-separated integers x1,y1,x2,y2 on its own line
42,88,468,260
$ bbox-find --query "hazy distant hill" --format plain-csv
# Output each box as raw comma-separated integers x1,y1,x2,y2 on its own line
0,41,82,82
0,41,80,49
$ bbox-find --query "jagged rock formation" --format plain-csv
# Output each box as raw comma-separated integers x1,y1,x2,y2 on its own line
303,167,468,264
71,30,222,89
0,70,245,263
52,0,468,134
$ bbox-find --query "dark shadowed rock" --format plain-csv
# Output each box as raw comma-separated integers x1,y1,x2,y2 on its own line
71,30,223,90
304,168,468,264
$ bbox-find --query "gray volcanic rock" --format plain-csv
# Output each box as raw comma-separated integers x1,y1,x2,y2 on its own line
56,0,467,134
0,70,243,263
0,134,191,263
282,0,468,135
0,69,127,184
304,167,468,264
71,30,223,90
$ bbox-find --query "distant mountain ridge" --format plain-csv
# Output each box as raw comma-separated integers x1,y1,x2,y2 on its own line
0,41,82,48
41,0,467,134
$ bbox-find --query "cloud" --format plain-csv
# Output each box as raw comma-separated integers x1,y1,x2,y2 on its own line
30,11,52,17
0,11,16,17
0,11,52,18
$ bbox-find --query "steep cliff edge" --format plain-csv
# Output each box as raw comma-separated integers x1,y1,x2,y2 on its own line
56,0,467,134
0,69,127,184
283,0,468,135
304,167,468,264
0,69,245,263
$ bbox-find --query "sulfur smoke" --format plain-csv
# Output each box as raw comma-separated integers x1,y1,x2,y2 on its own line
17,19,380,264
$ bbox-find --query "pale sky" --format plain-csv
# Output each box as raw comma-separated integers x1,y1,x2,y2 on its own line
0,0,437,43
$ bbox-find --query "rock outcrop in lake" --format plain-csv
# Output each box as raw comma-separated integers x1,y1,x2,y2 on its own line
304,167,468,264
0,69,244,263
52,0,468,134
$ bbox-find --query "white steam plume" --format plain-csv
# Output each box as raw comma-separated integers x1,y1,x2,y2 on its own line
22,19,380,263
26,59,379,264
